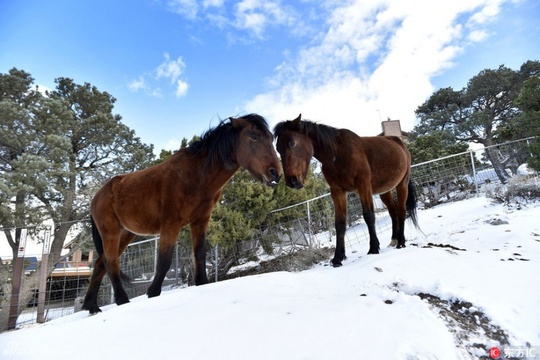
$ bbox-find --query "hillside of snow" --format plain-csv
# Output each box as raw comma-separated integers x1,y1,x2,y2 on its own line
1,196,539,359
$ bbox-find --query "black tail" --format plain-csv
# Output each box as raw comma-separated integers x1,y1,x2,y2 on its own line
406,178,421,231
90,216,104,256
90,216,132,284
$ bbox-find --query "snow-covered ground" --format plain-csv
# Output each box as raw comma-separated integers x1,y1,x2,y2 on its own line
1,196,539,360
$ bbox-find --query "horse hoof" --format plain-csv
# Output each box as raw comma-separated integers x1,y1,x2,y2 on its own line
397,244,406,249
84,305,102,315
367,249,380,255
331,259,342,267
116,297,130,306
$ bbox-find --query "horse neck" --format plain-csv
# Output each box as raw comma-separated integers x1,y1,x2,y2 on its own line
202,161,240,189
309,135,335,165
174,151,239,190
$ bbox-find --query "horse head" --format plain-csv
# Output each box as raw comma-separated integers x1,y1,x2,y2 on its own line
230,114,282,186
273,114,314,189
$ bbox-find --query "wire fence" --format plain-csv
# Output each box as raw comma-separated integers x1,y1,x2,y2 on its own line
2,137,538,329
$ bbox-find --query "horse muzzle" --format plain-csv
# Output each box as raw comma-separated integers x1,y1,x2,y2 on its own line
286,175,304,189
262,167,282,187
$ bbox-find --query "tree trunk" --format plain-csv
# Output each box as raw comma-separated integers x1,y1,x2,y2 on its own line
484,146,509,184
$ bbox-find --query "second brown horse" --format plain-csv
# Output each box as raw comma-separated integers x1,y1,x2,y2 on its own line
83,114,281,314
274,114,419,267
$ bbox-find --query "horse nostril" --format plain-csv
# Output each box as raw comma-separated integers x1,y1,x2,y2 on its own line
289,175,303,189
267,168,281,185
290,176,298,187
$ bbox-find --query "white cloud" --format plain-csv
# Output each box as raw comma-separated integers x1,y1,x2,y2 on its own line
166,0,199,19
128,76,146,92
163,0,298,40
35,84,52,96
244,0,508,136
468,29,489,42
157,53,186,84
164,138,182,151
233,0,297,38
128,53,189,98
203,0,224,8
175,80,189,98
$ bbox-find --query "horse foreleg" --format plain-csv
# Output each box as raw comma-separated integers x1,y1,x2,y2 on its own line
358,194,379,255
147,242,175,298
190,221,210,285
380,192,399,247
364,211,380,254
330,189,347,267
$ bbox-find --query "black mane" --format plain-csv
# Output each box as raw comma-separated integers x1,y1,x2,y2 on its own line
274,119,339,156
186,113,270,171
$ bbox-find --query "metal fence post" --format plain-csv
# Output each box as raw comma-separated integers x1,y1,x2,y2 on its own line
8,229,27,330
306,200,313,246
469,149,479,196
175,244,180,285
37,226,51,323
154,237,158,273
215,244,219,283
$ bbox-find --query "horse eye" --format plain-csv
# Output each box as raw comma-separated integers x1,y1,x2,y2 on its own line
249,132,259,141
289,139,296,147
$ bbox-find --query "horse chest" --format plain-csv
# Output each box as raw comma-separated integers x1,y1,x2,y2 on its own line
321,164,358,192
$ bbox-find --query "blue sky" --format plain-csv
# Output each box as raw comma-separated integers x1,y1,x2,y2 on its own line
1,0,539,153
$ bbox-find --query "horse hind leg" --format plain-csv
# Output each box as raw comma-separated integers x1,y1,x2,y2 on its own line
106,257,130,306
394,179,410,249
101,229,136,307
83,223,135,313
82,255,107,314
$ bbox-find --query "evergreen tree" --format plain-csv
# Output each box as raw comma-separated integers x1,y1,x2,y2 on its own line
513,74,540,170
415,60,540,182
407,131,469,165
1,69,156,330
0,69,47,258
0,70,156,278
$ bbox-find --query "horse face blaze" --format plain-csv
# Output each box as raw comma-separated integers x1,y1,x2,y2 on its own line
276,132,312,189
238,124,282,186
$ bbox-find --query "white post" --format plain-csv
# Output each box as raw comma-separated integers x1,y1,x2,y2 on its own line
214,244,219,283
37,226,51,323
470,149,479,196
306,201,313,246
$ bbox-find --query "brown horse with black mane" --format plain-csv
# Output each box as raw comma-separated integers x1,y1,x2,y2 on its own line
82,114,282,314
274,114,419,267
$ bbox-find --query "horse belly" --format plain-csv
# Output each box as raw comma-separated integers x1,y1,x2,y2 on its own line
112,177,165,235
367,140,409,192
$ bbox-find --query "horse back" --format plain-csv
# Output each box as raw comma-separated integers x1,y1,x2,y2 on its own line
328,132,410,194
91,152,227,235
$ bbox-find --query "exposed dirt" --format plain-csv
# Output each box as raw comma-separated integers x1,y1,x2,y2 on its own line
417,292,513,359
223,247,335,280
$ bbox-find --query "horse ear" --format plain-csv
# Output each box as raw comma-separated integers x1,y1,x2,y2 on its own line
230,117,244,129
291,114,302,129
